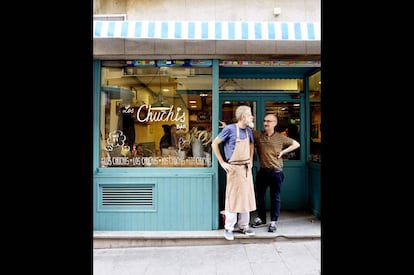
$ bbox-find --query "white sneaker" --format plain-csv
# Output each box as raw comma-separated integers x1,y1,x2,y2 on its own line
268,221,277,233
224,229,234,240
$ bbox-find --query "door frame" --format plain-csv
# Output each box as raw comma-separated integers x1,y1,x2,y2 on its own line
217,92,307,226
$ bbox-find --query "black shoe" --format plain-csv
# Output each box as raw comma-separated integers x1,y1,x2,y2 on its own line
241,227,255,236
251,217,267,228
268,221,277,232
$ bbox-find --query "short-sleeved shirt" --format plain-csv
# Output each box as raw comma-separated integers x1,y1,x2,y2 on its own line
253,130,295,170
218,124,254,161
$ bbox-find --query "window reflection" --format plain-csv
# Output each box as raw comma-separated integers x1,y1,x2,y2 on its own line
221,101,256,128
265,101,301,160
99,62,213,168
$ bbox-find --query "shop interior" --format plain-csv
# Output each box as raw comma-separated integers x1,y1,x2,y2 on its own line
99,62,321,167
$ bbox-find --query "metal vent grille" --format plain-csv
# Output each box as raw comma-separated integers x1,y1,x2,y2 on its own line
101,186,153,206
93,14,126,21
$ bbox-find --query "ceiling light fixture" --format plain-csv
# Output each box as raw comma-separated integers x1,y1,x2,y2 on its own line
151,94,171,111
151,68,172,111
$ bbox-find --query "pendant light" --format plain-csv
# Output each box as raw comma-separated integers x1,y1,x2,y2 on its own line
151,93,171,111
151,69,171,111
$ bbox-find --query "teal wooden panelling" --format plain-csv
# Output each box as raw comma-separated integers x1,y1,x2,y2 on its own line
280,165,307,209
308,162,321,218
94,174,213,230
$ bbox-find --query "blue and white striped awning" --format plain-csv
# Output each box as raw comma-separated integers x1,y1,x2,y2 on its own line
93,21,320,41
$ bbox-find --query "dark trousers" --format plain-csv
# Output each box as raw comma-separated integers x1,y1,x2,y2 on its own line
255,169,285,222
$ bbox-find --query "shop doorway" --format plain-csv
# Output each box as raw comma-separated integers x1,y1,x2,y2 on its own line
218,92,306,228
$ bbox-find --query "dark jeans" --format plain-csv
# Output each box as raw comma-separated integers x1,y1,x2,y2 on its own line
255,168,285,222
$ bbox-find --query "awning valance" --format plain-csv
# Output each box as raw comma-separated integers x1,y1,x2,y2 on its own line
93,21,320,41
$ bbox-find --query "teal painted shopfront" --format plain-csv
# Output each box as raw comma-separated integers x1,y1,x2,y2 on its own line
93,59,321,231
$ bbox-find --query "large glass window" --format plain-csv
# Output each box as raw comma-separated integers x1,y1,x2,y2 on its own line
309,71,321,163
99,60,213,168
265,99,301,160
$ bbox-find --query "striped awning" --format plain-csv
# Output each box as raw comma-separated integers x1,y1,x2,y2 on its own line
93,21,320,41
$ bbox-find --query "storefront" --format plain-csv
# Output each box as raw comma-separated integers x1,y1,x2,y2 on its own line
93,18,321,231
93,58,321,230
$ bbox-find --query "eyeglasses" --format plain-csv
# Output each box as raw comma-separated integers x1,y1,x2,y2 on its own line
263,120,276,123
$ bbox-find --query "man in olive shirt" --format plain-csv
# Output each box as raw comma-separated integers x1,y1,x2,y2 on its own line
252,113,300,232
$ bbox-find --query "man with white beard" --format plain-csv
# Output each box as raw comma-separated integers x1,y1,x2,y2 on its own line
211,105,256,241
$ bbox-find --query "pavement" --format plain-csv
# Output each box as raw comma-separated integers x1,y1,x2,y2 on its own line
93,210,321,274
